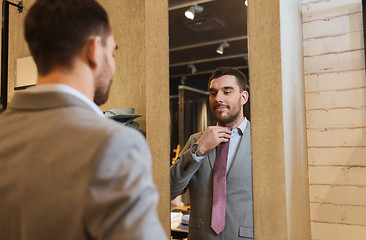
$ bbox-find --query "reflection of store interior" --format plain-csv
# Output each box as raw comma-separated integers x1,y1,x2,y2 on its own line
169,2,249,237
169,0,366,239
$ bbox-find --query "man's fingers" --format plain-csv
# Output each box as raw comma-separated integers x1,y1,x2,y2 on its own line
217,136,230,144
218,132,231,139
208,126,232,133
201,126,232,147
217,127,232,135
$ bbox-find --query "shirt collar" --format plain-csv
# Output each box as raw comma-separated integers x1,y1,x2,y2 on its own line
216,117,248,136
25,84,104,116
236,118,248,136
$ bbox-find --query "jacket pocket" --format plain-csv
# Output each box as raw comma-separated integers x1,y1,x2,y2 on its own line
188,216,202,229
239,226,254,239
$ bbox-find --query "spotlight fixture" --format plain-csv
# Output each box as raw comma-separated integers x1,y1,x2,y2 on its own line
188,63,197,74
180,76,187,85
216,41,230,55
243,55,249,66
185,4,203,20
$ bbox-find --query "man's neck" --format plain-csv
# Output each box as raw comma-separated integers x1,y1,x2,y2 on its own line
218,115,245,129
37,61,95,102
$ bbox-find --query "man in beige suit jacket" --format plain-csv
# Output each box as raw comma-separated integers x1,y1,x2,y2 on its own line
0,0,166,239
171,67,254,240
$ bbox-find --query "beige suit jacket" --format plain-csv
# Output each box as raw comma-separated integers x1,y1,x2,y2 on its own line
0,91,166,240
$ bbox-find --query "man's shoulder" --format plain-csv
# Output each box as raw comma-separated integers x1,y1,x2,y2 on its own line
84,115,144,140
49,106,145,145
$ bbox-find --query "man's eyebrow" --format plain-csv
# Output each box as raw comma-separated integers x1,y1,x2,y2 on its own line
209,86,234,92
223,86,234,90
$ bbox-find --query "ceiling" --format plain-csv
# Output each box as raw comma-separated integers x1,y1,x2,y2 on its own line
168,0,248,94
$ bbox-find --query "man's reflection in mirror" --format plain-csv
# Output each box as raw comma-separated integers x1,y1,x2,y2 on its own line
171,67,254,240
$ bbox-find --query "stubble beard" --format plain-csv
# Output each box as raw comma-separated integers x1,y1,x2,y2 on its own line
94,55,113,106
94,78,112,106
212,98,242,126
215,108,241,126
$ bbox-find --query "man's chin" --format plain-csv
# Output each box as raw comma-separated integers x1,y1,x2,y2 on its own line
214,113,229,123
214,111,241,125
94,93,109,106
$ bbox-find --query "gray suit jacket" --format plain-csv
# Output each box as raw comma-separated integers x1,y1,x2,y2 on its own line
0,91,166,240
171,123,253,240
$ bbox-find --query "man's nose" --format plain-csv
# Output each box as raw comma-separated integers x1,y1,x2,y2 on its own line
215,92,224,102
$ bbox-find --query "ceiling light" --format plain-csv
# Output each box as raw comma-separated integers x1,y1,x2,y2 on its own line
216,41,230,55
185,4,203,20
243,55,248,61
188,63,197,74
180,76,187,85
245,0,248,6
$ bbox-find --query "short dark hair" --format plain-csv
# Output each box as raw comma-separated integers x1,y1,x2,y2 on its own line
208,67,248,92
24,0,111,76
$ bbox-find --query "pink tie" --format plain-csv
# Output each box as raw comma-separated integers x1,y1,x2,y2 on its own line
211,130,231,235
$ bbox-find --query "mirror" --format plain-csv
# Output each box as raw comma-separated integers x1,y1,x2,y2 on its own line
363,0,366,65
168,0,252,239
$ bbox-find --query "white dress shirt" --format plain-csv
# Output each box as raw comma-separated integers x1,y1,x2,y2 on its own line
192,118,248,172
26,84,104,117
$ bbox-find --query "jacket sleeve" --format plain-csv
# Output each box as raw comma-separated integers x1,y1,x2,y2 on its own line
170,134,204,200
84,127,167,240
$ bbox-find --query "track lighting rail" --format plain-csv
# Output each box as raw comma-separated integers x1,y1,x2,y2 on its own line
169,53,248,68
170,35,247,52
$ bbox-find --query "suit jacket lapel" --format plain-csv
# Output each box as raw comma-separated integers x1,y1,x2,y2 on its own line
227,122,251,181
207,148,216,171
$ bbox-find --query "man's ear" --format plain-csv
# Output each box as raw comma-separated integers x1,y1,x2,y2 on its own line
241,90,249,106
85,36,102,70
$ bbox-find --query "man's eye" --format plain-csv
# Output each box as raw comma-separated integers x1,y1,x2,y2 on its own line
224,91,231,95
209,92,216,96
